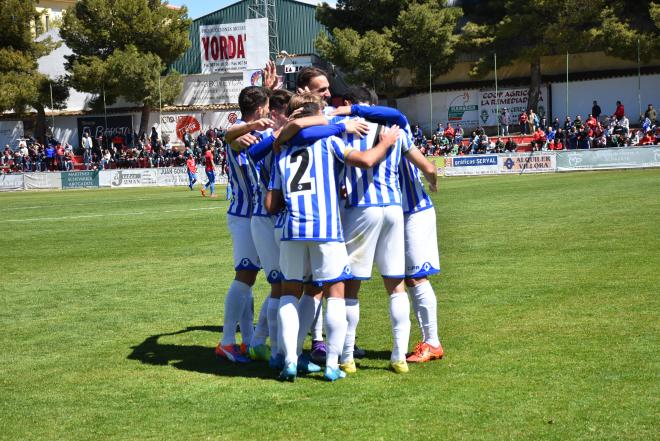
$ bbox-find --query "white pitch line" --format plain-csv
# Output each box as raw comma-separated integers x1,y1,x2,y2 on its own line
0,195,192,212
2,206,223,222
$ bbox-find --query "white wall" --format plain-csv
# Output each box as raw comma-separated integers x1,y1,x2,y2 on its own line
551,74,660,123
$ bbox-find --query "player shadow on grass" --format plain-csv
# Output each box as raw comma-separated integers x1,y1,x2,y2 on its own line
127,325,275,380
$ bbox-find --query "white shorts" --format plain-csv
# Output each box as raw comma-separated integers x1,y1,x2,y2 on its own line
342,205,405,279
404,207,440,278
279,240,352,283
250,215,281,283
227,214,261,271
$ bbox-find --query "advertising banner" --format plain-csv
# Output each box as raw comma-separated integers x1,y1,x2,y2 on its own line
444,155,500,176
109,169,158,188
0,173,24,191
556,147,660,171
160,114,202,146
24,172,62,190
157,167,192,187
77,115,133,148
179,74,243,105
446,91,479,129
61,171,99,189
426,156,446,176
500,152,557,174
478,87,548,126
199,18,269,74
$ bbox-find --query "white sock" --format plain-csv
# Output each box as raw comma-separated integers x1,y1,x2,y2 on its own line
341,298,359,363
278,295,299,365
409,287,426,342
389,291,411,362
239,291,254,346
250,296,270,347
221,280,251,346
409,281,440,347
296,295,317,356
267,297,280,356
311,297,324,341
325,297,347,370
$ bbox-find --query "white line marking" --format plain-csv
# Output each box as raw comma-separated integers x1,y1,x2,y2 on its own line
2,206,224,222
0,195,193,212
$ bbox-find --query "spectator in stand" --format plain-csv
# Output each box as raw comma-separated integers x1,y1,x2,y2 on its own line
539,117,547,132
55,144,65,171
505,137,517,152
546,126,556,148
206,127,216,144
573,115,583,131
494,137,505,153
531,127,546,151
592,100,602,120
638,130,654,146
150,126,159,150
64,150,74,171
612,100,625,120
593,132,607,148
563,116,572,132
455,124,464,145
586,114,598,131
519,111,529,135
529,109,538,133
614,114,630,136
435,123,444,137
644,104,656,125
100,150,111,170
552,117,560,131
499,108,510,135
413,124,424,146
555,127,565,147
478,130,489,154
550,138,564,150
578,131,590,149
445,123,455,144
655,126,660,144
197,129,209,152
568,128,578,150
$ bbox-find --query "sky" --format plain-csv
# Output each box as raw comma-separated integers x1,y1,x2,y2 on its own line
167,0,335,19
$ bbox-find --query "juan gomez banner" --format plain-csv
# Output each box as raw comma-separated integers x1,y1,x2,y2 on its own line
199,18,269,74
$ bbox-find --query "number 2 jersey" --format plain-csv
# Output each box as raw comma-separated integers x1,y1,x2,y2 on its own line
269,136,352,242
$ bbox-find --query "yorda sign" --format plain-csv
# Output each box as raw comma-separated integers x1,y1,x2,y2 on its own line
199,18,269,74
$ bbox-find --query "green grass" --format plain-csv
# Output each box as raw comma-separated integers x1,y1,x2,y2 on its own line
1,169,658,441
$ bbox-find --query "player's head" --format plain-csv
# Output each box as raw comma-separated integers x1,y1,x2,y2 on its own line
286,92,323,118
238,86,271,119
269,89,294,128
342,86,377,106
296,67,331,100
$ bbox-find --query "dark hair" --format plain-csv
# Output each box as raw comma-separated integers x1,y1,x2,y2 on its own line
269,89,294,112
296,67,328,89
343,86,376,105
238,86,270,116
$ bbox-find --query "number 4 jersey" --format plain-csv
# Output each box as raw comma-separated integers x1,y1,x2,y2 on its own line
269,136,353,242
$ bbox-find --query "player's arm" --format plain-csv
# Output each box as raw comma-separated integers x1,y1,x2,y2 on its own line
225,118,275,144
265,189,284,214
247,133,278,163
404,147,437,192
289,120,370,146
273,115,330,153
344,125,400,169
229,133,259,152
332,105,409,128
265,156,284,214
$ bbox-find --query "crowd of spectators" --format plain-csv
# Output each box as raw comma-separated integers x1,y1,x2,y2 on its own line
414,100,658,156
1,126,231,174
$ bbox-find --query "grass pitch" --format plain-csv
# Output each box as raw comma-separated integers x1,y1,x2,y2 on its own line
1,169,658,441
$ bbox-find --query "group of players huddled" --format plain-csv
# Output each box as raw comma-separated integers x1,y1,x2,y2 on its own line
213,63,444,381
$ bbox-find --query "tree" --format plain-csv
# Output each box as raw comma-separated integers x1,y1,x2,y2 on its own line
316,0,462,91
0,0,69,142
598,1,660,64
60,0,191,135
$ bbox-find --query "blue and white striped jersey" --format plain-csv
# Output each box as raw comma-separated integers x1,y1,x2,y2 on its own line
227,147,253,218
247,128,274,217
336,118,410,208
269,136,350,242
399,155,434,215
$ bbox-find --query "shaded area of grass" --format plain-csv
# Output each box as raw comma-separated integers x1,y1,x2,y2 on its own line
1,170,658,440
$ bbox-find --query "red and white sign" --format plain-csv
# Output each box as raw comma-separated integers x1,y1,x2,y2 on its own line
199,18,269,74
